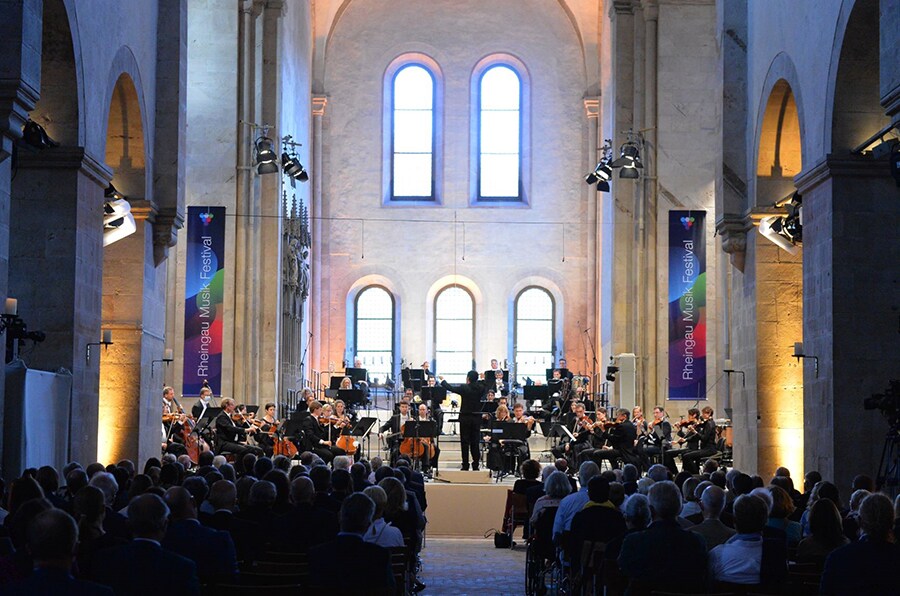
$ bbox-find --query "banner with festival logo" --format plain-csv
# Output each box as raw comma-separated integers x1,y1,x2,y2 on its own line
183,206,226,396
668,211,707,400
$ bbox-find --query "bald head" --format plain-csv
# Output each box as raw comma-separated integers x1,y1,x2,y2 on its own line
290,476,315,506
700,485,726,519
208,480,237,512
164,486,196,520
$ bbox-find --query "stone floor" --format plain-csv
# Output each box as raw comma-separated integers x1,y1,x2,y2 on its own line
419,538,527,595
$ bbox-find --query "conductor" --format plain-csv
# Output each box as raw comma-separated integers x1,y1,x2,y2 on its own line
440,371,485,471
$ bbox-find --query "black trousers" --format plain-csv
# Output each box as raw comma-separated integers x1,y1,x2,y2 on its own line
218,440,263,458
681,447,717,474
459,413,482,469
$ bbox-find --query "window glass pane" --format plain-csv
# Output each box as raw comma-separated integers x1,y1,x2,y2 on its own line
435,286,474,384
515,289,554,382
393,154,433,197
355,287,394,384
394,66,433,109
480,154,519,197
480,66,520,110
394,111,433,153
480,112,520,154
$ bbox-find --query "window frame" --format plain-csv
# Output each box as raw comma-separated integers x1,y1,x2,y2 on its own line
513,286,556,379
353,285,396,382
382,54,444,206
470,54,531,206
433,285,476,382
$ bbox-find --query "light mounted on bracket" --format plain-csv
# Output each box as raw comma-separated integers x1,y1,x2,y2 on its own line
242,122,278,175
610,130,644,179
281,135,309,184
585,140,614,192
759,191,802,254
103,184,136,247
792,342,819,378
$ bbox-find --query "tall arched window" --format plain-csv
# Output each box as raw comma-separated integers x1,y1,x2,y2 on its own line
355,286,394,383
434,286,474,383
391,64,435,200
514,287,554,380
478,64,521,201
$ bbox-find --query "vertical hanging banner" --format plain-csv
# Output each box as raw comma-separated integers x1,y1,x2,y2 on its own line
183,206,226,396
668,210,707,400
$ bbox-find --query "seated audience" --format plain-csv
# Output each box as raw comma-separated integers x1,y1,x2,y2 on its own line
606,493,651,562
552,461,601,543
689,485,736,550
569,477,627,584
201,480,261,561
795,498,848,567
91,494,199,595
618,481,708,589
274,476,339,551
530,470,570,529
766,485,802,545
73,486,126,580
362,486,405,548
162,486,237,585
821,493,900,595
309,493,395,594
707,494,787,587
513,460,543,495
6,509,112,595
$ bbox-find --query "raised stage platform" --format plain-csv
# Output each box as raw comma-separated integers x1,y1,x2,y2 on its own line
425,481,519,538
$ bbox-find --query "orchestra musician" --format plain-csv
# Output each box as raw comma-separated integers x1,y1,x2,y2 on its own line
254,402,278,456
215,398,264,457
638,406,672,470
484,404,511,473
509,402,534,461
551,402,598,467
663,406,717,474
492,369,509,397
415,403,440,471
339,376,353,391
440,371,485,471
586,408,639,470
379,401,414,466
300,400,347,463
162,386,187,456
295,388,316,414
191,386,213,419
557,358,574,381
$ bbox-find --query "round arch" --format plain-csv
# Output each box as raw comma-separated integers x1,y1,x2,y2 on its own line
102,46,151,199
424,275,483,369
752,52,807,205
506,275,566,368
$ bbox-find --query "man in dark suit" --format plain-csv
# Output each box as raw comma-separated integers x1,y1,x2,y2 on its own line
821,493,900,595
309,465,342,513
92,494,200,595
162,486,238,585
679,406,718,474
587,408,639,469
440,371,485,471
273,476,339,551
618,481,708,590
301,401,346,463
200,479,261,562
191,386,213,419
215,397,264,457
638,406,672,471
309,493,395,594
6,509,112,596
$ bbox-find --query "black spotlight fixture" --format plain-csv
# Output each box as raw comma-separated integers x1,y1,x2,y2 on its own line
20,119,59,151
610,130,644,179
606,365,619,382
281,152,309,182
104,183,125,200
254,131,278,175
585,141,614,192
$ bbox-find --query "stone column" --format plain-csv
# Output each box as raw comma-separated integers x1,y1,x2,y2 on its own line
796,155,900,498
9,147,111,464
0,0,42,468
98,201,167,465
584,97,600,382
310,95,327,381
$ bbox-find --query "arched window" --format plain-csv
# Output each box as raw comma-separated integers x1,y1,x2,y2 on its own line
434,286,474,383
354,286,394,383
391,64,435,200
514,287,554,380
478,64,521,201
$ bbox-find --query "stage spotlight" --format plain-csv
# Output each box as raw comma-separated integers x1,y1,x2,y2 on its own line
21,120,59,151
103,199,136,247
255,134,278,175
611,142,643,169
606,365,619,382
104,183,125,200
282,152,309,182
619,165,640,179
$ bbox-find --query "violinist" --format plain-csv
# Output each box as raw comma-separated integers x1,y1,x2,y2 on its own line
484,405,512,473
586,408,639,470
379,401,413,466
255,402,278,456
300,401,346,463
632,406,649,440
215,398,263,457
550,402,596,466
663,407,702,474
162,386,187,456
666,406,717,474
638,406,672,470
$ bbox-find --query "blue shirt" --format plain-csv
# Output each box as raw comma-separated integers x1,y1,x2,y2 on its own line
552,487,590,541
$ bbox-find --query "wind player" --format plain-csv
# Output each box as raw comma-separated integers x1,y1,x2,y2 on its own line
379,401,414,466
215,398,264,457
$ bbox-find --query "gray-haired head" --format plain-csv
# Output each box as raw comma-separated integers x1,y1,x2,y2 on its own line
648,481,682,520
647,464,669,483
623,493,652,530
578,461,601,488
700,485,726,519
545,471,572,499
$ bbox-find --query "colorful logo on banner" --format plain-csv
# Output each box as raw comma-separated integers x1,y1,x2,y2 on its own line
668,211,706,400
183,206,226,396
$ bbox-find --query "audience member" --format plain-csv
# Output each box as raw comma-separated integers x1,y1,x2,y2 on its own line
362,486,404,548
689,486,736,550
530,471,570,529
552,461,600,542
795,498,848,567
766,485,801,545
274,476,339,551
513,459,542,495
201,480,260,561
162,486,237,584
569,477,626,582
606,493,651,562
708,494,787,587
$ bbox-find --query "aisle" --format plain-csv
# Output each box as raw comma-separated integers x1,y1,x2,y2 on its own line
420,538,526,595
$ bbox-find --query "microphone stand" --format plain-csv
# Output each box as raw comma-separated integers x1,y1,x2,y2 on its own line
300,330,313,394
584,327,599,408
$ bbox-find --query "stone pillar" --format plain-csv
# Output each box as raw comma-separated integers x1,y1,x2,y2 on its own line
796,156,900,498
99,201,167,465
9,147,110,464
310,95,327,379
0,0,42,467
584,97,600,383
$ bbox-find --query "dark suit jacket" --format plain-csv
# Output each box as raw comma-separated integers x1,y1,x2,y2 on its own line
92,540,199,596
162,519,237,583
102,508,130,540
309,534,394,590
6,568,113,596
273,503,339,551
200,509,261,562
215,412,249,443
440,380,484,413
821,537,900,595
570,504,627,547
314,492,342,514
618,519,707,587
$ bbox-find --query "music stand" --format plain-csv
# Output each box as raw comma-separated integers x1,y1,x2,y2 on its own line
243,405,259,416
480,401,499,416
347,416,378,459
338,388,366,407
401,368,425,391
421,386,447,410
484,369,510,383
489,422,531,480
524,385,549,405
345,367,367,384
329,377,345,390
402,420,437,472
195,407,222,448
